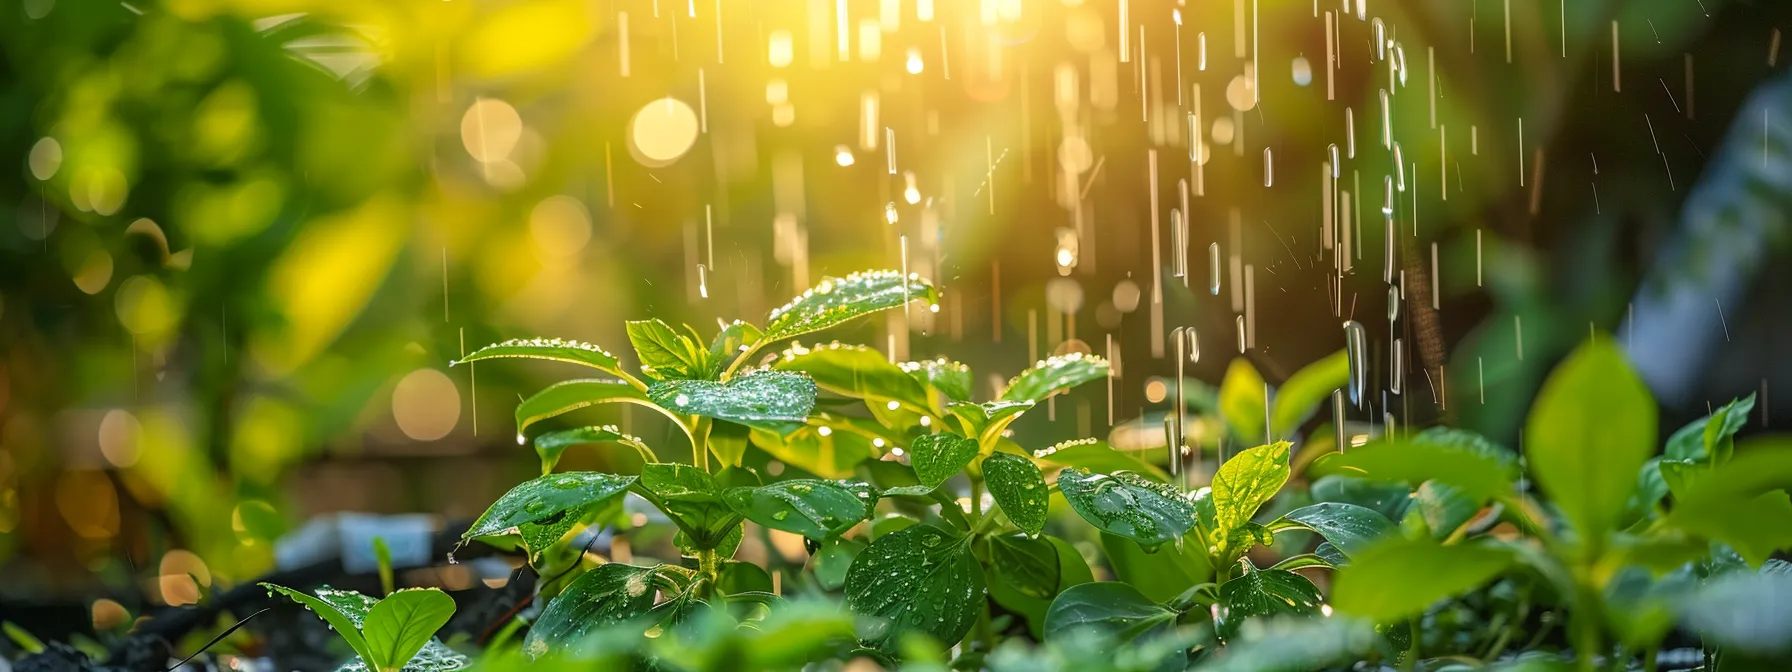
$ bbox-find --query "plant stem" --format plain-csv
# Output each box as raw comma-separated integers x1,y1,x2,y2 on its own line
1399,618,1420,672
969,476,984,520
691,416,712,472
696,547,721,598
1643,646,1659,672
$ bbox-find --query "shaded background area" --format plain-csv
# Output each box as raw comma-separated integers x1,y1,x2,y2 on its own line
0,0,1788,650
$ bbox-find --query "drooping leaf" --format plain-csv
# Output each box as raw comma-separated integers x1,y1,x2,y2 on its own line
1269,349,1350,438
1211,442,1293,535
763,271,939,343
771,343,931,411
1057,468,1196,550
636,464,743,551
1524,340,1656,541
1033,438,1170,482
1000,353,1110,403
1042,582,1178,651
462,472,636,557
1215,567,1324,640
515,379,666,436
723,479,876,540
532,426,653,474
648,370,817,427
1099,531,1214,603
1279,502,1397,558
843,524,983,650
525,563,664,655
982,452,1049,535
361,589,457,672
910,432,980,488
263,584,374,664
625,319,711,380
1331,538,1515,622
1218,358,1269,444
901,358,973,402
453,338,623,377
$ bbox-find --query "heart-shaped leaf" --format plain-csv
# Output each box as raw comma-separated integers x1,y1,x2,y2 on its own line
1211,442,1292,535
982,452,1048,535
626,319,711,380
1042,582,1178,650
1525,340,1656,541
1000,353,1110,403
636,464,743,551
844,524,983,650
1057,468,1196,550
901,358,973,402
1280,502,1397,558
462,472,637,558
531,426,653,474
724,479,876,540
763,271,939,343
648,370,817,427
525,563,664,655
453,338,623,377
362,589,457,672
1033,438,1169,482
1330,537,1515,622
772,343,931,411
910,432,979,488
1216,567,1324,640
515,379,669,437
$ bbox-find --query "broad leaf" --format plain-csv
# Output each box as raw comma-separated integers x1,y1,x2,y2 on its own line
532,426,652,474
901,358,973,402
1187,617,1377,672
723,479,875,540
1000,353,1110,403
982,452,1049,535
910,432,979,488
525,563,663,654
1310,475,1412,522
763,271,939,342
264,584,373,663
625,319,710,380
1316,438,1514,502
1679,563,1792,655
813,538,865,590
1042,582,1178,650
462,472,636,557
453,338,623,376
1099,532,1213,603
748,422,877,479
1331,538,1515,622
707,420,751,468
1669,491,1792,566
362,589,456,672
988,534,1092,637
1058,468,1196,549
1666,394,1756,463
636,464,743,551
1402,481,1482,539
772,343,931,411
1211,442,1292,535
648,370,817,427
1280,502,1396,558
1269,349,1350,438
1034,439,1169,482
707,320,763,372
1218,358,1268,444
1215,567,1324,639
1524,340,1656,541
844,524,983,650
516,379,665,436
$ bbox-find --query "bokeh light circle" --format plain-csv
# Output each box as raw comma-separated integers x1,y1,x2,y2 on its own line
628,97,700,167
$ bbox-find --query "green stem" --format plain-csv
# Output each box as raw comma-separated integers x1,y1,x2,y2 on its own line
691,416,712,472
696,547,721,599
1643,646,1659,672
1399,617,1420,672
969,476,984,520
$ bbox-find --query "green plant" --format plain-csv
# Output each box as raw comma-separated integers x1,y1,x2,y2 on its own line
263,584,463,672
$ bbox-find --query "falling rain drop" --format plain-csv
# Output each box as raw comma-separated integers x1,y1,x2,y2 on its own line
1343,320,1368,407
1390,338,1405,394
1208,243,1221,295
1235,315,1246,354
1263,148,1274,187
1387,285,1400,323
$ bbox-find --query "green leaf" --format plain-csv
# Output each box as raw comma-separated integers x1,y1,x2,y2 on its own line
626,319,710,380
1679,564,1792,655
982,452,1049,535
1033,438,1170,482
1215,567,1324,640
1211,442,1293,535
1186,617,1377,672
264,584,374,664
1666,394,1754,464
1310,475,1412,522
1269,349,1350,438
723,479,876,540
988,534,1091,637
748,422,877,479
1330,538,1515,622
910,432,979,488
531,426,652,474
648,370,818,427
515,379,666,437
1316,438,1514,502
771,343,931,411
453,338,623,377
525,563,663,655
844,524,983,650
947,400,1036,447
1058,468,1196,550
1669,491,1792,567
1524,340,1656,542
1279,502,1397,558
901,358,972,402
1218,358,1268,444
1402,481,1482,539
813,538,864,590
1042,582,1178,649
707,320,763,371
763,271,939,343
637,464,743,551
462,472,636,557
1000,353,1110,403
362,589,456,672
707,420,751,469
1099,531,1214,603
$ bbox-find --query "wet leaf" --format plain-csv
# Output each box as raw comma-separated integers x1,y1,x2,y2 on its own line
1042,582,1177,650
515,379,666,436
626,318,710,380
647,370,817,427
462,472,636,558
910,432,979,488
1316,438,1514,502
772,343,930,411
947,400,1036,446
1665,394,1756,463
813,538,865,590
1216,567,1324,640
1402,481,1482,539
707,320,763,371
636,464,743,551
763,271,938,343
264,584,373,663
1000,353,1110,403
1310,475,1412,522
1331,538,1515,622
453,338,623,377
1280,502,1397,558
843,524,983,651
724,479,875,540
1525,340,1656,541
1211,442,1292,535
983,452,1049,535
362,589,456,672
901,358,973,402
1034,439,1169,482
525,563,664,655
1058,468,1196,550
531,425,652,474
988,534,1091,638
